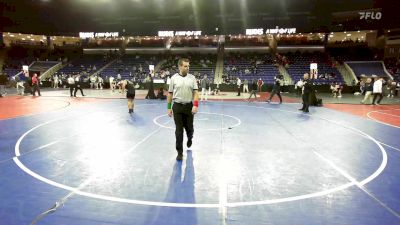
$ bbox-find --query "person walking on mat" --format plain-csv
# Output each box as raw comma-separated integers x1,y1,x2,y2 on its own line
266,74,284,104
126,80,136,114
167,58,199,161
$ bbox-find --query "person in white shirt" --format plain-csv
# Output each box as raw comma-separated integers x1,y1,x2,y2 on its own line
243,79,249,93
90,75,96,89
295,79,303,96
109,76,115,92
97,76,103,89
200,75,209,101
53,75,59,88
67,75,75,97
236,77,242,96
372,77,384,105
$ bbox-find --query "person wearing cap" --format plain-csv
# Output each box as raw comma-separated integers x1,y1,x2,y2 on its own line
167,58,199,161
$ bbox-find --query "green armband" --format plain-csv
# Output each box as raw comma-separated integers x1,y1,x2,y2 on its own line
167,102,172,109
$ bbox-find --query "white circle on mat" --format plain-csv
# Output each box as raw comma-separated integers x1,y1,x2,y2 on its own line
153,112,242,131
13,104,387,208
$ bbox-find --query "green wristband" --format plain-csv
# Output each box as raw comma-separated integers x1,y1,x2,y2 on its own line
167,102,172,109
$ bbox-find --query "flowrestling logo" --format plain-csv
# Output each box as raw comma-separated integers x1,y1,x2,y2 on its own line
359,11,382,20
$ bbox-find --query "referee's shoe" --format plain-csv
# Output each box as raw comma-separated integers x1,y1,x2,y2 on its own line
187,139,192,148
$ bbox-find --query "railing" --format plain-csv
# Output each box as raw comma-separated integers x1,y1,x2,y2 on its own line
343,62,358,84
39,62,63,81
278,65,293,84
90,58,118,77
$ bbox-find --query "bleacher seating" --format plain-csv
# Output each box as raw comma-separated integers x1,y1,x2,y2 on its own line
347,61,391,78
3,68,21,77
285,52,342,84
223,53,278,84
160,54,216,80
58,55,113,75
384,58,400,81
29,61,59,72
100,55,158,81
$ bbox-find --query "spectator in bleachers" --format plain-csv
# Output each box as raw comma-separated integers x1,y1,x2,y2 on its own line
372,77,384,105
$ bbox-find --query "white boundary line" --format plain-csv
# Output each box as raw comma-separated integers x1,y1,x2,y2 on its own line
314,151,399,218
13,103,387,208
153,112,242,131
372,111,400,118
366,109,400,129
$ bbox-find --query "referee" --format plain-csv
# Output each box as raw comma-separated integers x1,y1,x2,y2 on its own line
167,58,199,161
299,73,312,113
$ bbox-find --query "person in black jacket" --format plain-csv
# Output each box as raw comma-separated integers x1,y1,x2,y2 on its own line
266,74,283,103
74,74,85,97
145,74,156,99
248,79,258,101
299,73,312,113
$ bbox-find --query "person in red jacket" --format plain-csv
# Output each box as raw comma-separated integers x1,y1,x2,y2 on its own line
31,73,41,96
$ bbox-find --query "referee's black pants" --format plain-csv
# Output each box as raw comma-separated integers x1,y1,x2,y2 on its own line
173,102,194,154
69,85,74,97
74,84,84,97
301,93,310,112
268,86,282,103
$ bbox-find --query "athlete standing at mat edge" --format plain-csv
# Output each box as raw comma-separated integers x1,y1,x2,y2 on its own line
167,58,199,161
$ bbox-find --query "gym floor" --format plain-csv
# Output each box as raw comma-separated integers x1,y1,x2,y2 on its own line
0,89,399,225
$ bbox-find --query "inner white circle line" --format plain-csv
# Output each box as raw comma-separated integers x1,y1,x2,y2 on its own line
153,112,241,131
13,104,387,208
